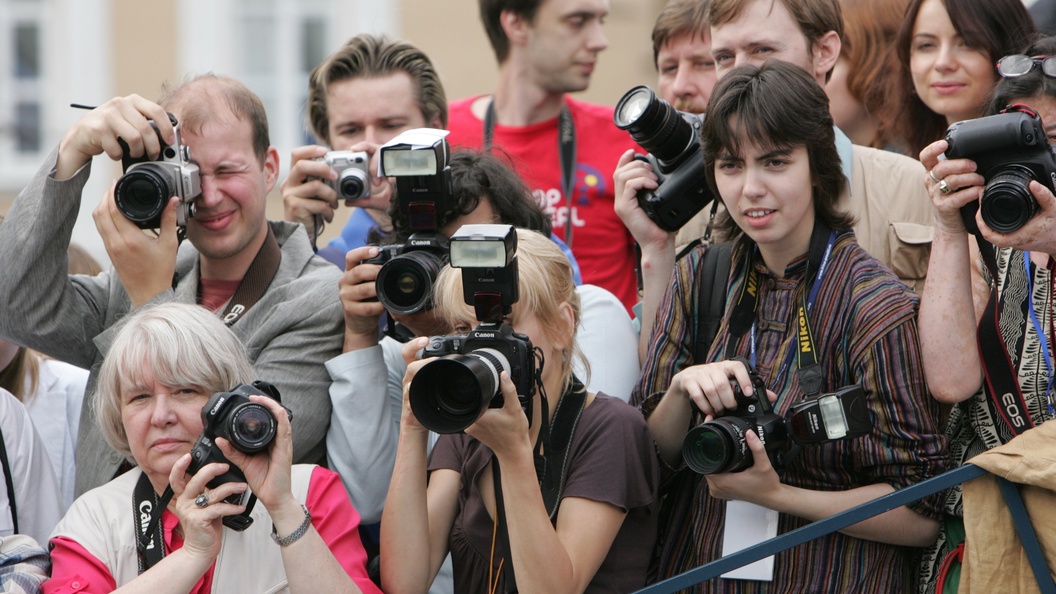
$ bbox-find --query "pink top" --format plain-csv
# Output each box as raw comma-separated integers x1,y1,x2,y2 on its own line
44,466,381,594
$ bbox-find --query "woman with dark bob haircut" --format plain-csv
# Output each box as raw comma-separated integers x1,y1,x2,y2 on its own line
634,59,947,592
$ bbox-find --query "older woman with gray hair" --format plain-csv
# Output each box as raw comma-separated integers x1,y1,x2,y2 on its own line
44,303,380,594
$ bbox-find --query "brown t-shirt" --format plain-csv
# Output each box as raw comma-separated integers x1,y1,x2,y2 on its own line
428,394,659,593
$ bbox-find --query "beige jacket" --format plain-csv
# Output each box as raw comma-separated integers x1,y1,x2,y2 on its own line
959,421,1056,594
676,144,933,293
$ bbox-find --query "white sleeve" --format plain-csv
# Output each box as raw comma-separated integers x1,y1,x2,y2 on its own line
324,338,406,524
574,285,642,401
0,390,62,545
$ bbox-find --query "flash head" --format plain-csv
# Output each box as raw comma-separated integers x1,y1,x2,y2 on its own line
449,224,517,268
379,128,451,177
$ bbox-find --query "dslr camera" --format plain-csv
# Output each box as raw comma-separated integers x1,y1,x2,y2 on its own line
944,106,1056,233
114,113,201,229
408,224,536,434
316,150,370,202
187,381,290,531
373,128,454,315
614,85,715,232
681,359,871,475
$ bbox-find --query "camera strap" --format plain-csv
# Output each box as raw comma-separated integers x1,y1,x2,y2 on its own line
0,425,16,535
725,222,836,397
975,241,1039,436
133,472,174,574
488,375,587,593
484,99,577,247
215,225,281,327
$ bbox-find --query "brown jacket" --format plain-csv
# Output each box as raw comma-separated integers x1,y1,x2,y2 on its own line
960,421,1056,594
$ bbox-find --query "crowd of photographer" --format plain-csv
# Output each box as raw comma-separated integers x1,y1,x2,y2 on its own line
3,0,1056,592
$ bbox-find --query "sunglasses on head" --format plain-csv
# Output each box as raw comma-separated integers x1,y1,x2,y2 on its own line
997,54,1056,78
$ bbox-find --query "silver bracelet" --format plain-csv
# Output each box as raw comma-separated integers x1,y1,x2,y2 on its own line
270,505,312,547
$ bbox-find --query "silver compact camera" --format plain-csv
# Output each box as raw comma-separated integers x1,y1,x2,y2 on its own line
319,150,370,202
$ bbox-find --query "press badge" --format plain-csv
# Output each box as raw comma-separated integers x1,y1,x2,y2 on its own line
721,500,778,581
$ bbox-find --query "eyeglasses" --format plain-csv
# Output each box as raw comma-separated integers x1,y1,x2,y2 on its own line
996,54,1056,78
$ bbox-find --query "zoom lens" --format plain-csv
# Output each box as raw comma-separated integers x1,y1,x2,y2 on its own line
682,417,754,475
409,349,508,434
114,164,175,228
981,167,1039,233
614,85,694,164
337,169,368,201
376,250,448,314
225,403,277,454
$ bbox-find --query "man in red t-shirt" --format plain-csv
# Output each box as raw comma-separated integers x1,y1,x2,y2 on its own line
446,0,639,312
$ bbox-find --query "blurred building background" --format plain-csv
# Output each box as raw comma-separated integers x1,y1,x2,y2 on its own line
0,0,660,266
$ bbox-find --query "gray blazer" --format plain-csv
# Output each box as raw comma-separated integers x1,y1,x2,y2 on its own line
0,149,344,496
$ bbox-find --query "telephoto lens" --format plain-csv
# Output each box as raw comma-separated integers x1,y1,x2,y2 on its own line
409,348,510,434
614,85,695,165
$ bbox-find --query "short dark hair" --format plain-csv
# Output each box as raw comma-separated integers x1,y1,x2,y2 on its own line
479,0,544,63
389,149,551,243
989,36,1056,115
652,0,711,67
307,34,447,145
702,60,854,242
158,73,270,165
894,0,1036,156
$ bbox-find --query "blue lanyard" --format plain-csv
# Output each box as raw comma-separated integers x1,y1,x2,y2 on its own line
748,229,837,369
1023,251,1056,416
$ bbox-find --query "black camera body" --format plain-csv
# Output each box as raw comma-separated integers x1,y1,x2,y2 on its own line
114,113,201,229
681,361,871,475
409,224,537,434
373,129,455,315
614,85,714,232
945,108,1056,233
317,150,370,202
187,382,288,531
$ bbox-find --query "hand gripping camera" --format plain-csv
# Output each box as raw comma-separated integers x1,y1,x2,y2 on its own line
187,381,290,531
114,113,201,229
372,128,455,315
315,150,370,202
408,224,536,434
944,106,1056,234
614,85,715,232
681,359,871,475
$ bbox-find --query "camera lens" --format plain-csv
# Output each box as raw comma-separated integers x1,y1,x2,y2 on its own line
981,167,1040,233
337,169,368,201
682,417,753,475
614,85,694,164
376,250,447,315
114,164,174,228
225,402,277,454
408,349,508,434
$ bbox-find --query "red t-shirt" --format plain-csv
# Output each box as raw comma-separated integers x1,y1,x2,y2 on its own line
447,95,639,312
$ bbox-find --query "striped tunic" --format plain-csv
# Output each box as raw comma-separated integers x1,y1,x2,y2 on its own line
634,232,948,593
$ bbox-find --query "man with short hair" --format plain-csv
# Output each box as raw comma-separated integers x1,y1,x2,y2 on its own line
445,0,640,313
282,34,447,266
654,0,716,115
0,74,343,495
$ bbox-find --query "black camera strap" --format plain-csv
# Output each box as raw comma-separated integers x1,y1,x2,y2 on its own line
724,221,836,397
489,375,587,593
133,472,174,573
975,240,1037,436
0,425,17,535
484,99,577,247
214,225,282,326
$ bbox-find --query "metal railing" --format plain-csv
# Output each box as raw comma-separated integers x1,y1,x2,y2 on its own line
636,463,1056,593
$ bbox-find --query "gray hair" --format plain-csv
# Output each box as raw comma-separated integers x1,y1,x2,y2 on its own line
96,303,254,459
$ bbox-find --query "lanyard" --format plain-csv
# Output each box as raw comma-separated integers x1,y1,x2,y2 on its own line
483,99,577,247
1024,252,1056,416
133,472,174,573
725,223,837,397
211,225,282,326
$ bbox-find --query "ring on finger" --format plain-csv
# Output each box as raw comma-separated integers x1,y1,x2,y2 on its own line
928,169,941,183
194,493,210,508
938,179,952,195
